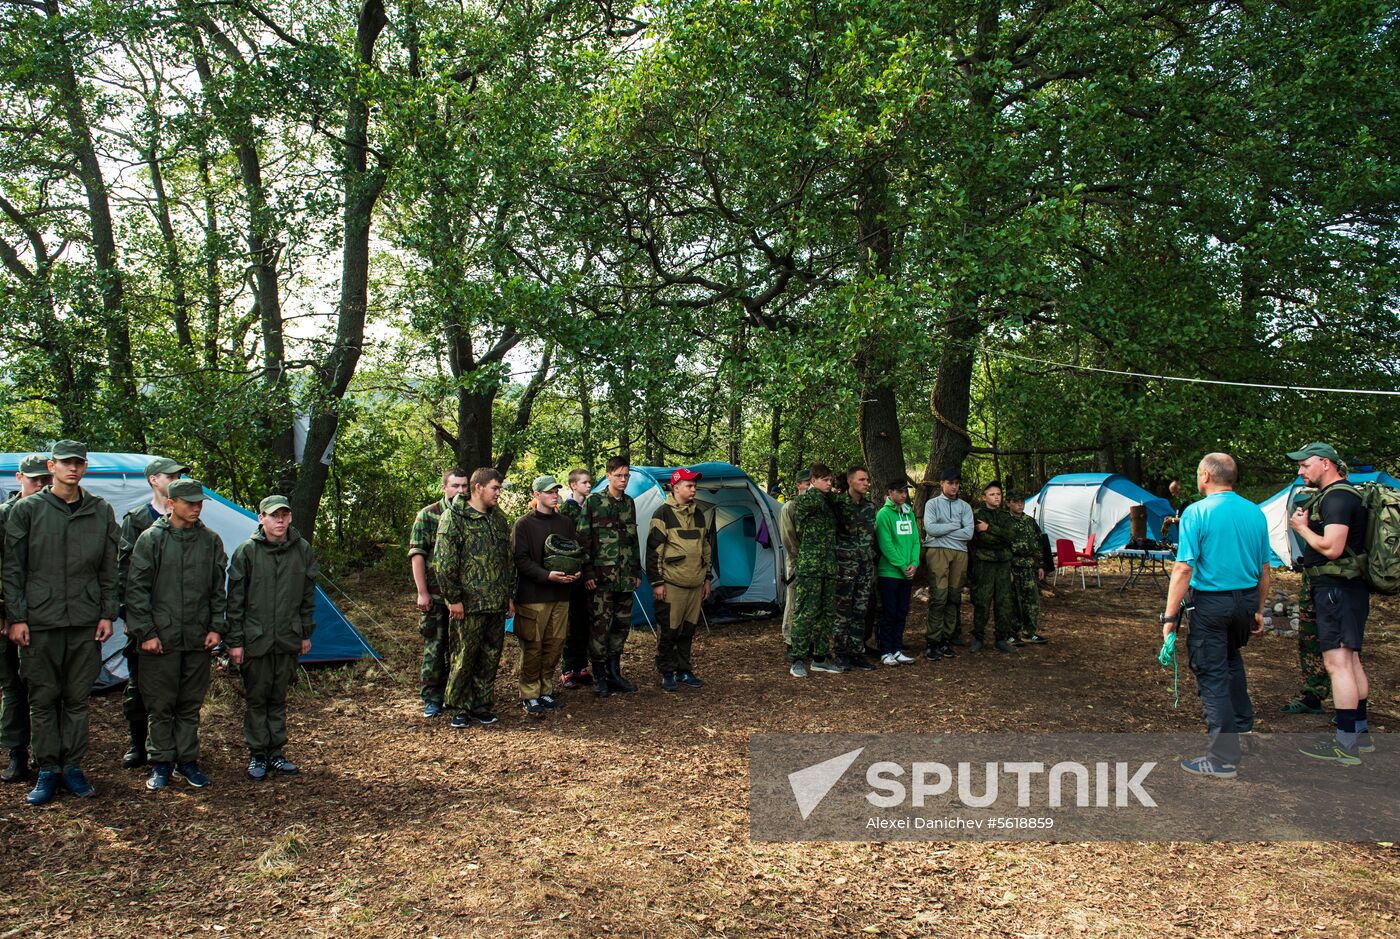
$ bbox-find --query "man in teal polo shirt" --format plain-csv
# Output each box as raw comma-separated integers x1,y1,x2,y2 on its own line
1161,452,1271,778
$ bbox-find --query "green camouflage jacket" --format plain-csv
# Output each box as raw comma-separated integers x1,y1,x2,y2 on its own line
407,499,446,598
970,506,1015,564
793,487,841,576
559,497,584,526
1008,513,1043,570
2,486,120,631
435,499,516,613
226,525,319,656
834,494,877,567
125,517,228,649
579,490,640,591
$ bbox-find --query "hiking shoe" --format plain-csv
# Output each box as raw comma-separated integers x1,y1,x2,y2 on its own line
894,651,916,665
422,701,443,718
470,710,500,726
1025,633,1048,644
26,770,60,806
268,754,300,775
1180,756,1237,778
61,767,95,798
174,762,210,788
122,743,148,770
1298,736,1361,765
994,639,1017,654
969,639,985,653
247,756,269,781
1280,698,1324,715
677,672,704,688
146,763,172,791
450,713,472,729
522,698,545,718
939,642,956,658
1358,732,1376,754
845,655,876,671
660,671,678,692
2,747,28,784
881,653,900,667
810,657,845,674
924,646,941,660
539,694,561,710
789,661,808,678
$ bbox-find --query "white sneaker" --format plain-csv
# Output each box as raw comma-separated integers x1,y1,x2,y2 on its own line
881,653,900,667
895,651,916,664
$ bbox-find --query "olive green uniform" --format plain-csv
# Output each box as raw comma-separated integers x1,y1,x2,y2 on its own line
2,487,120,772
226,526,318,758
125,518,227,764
1008,512,1043,639
435,500,516,716
407,499,450,706
118,502,162,756
0,493,31,754
646,495,715,674
578,490,641,661
969,506,1015,643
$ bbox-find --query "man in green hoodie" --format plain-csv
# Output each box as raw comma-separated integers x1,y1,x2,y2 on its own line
875,479,920,666
116,455,189,770
435,467,516,728
0,454,52,784
125,479,226,790
3,440,120,806
647,467,715,691
226,495,319,781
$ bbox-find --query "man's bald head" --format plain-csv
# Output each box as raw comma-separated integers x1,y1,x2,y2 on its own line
1198,452,1238,488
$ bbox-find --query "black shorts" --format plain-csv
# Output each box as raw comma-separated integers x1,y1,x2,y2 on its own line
1313,580,1369,652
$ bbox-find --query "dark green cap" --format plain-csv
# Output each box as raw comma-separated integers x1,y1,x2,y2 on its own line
1286,442,1341,463
18,454,50,477
145,456,189,477
532,474,563,493
259,494,292,514
796,469,811,483
1006,491,1026,503
167,479,208,502
51,439,87,461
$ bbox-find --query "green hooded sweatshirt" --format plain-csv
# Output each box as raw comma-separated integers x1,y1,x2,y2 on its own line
875,497,921,580
2,486,119,630
124,517,228,650
226,525,319,656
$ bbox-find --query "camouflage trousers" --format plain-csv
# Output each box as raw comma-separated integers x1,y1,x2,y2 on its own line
1010,566,1040,638
1297,578,1332,704
419,601,451,705
834,559,874,655
445,612,507,715
970,561,1015,642
789,571,836,660
588,590,633,661
0,637,29,751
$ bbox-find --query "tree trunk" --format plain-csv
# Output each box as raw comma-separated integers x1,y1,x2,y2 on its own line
855,162,906,490
766,402,781,493
198,148,222,368
578,365,595,474
145,145,194,350
495,343,553,476
289,0,388,540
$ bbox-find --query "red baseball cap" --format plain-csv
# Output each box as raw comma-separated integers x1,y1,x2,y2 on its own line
670,467,702,486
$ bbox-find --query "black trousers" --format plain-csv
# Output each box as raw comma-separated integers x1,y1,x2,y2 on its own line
1185,588,1257,765
561,582,591,673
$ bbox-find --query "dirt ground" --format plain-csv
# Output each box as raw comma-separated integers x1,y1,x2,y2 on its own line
3,566,1399,938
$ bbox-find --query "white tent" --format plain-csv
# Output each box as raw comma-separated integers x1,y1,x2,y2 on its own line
1257,470,1400,566
1026,473,1174,555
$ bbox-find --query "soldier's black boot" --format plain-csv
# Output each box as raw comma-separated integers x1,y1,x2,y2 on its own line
608,655,637,694
123,726,147,770
592,661,612,698
2,747,28,783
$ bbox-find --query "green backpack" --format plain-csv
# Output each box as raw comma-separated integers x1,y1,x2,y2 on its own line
1304,482,1400,595
543,534,586,574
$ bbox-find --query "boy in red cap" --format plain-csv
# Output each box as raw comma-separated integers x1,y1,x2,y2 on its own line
647,468,715,690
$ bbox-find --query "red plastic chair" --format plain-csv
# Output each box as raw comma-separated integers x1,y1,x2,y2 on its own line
1078,532,1097,560
1055,538,1101,589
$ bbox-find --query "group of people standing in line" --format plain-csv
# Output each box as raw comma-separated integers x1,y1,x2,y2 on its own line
1,442,320,806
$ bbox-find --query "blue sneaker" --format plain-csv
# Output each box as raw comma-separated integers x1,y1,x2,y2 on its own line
423,701,443,718
174,762,210,788
268,754,299,775
1180,756,1237,778
147,763,172,790
61,767,96,797
26,770,61,806
247,756,268,781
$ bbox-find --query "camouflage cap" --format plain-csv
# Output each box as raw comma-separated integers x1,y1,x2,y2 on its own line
795,469,811,483
167,478,208,502
17,454,50,477
145,456,189,477
259,494,292,514
50,439,87,461
532,474,564,493
1006,490,1026,502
